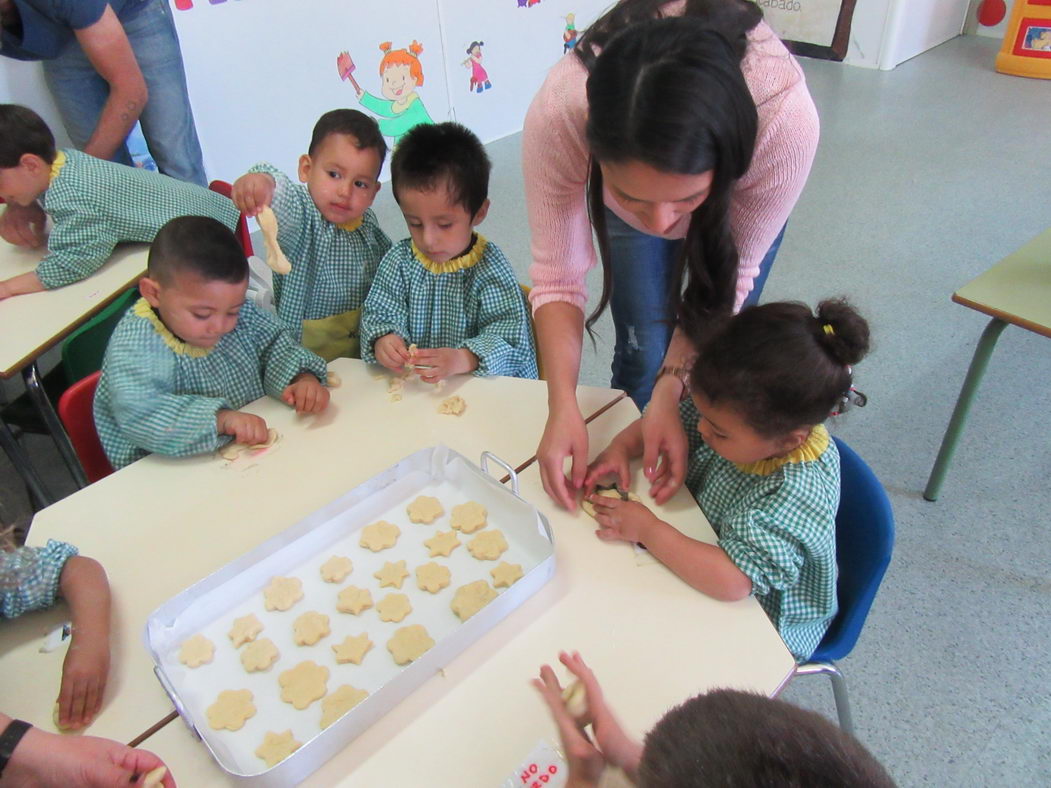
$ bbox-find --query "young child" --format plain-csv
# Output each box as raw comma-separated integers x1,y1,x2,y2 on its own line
1,532,111,732
0,104,239,299
585,300,871,661
232,109,392,361
94,216,330,470
360,122,537,381
533,651,896,787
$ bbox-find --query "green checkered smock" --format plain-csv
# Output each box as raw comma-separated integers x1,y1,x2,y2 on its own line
680,398,840,661
360,236,538,379
37,149,239,289
1,539,78,619
247,162,392,337
94,297,328,469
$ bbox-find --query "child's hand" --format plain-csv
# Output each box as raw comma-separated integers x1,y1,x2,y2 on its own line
217,409,269,446
231,172,276,218
589,495,661,544
57,633,110,730
0,202,47,248
532,660,607,788
412,348,478,383
282,372,330,414
374,333,410,371
583,441,632,496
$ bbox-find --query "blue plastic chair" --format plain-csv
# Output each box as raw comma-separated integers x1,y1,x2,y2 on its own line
794,436,895,736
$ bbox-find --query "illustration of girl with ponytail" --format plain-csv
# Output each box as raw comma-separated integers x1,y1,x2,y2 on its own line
354,41,434,147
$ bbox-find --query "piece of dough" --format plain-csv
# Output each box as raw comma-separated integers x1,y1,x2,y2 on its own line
450,580,498,621
321,684,370,729
178,634,215,668
278,660,329,709
490,561,524,588
255,729,301,768
293,611,331,646
407,495,444,524
220,428,280,461
142,765,168,787
359,520,400,552
581,488,642,519
228,614,264,648
562,680,588,720
240,638,280,673
336,585,373,615
206,689,256,731
423,529,461,558
319,556,353,583
373,559,409,589
327,370,342,388
467,529,509,561
415,562,451,593
387,376,404,402
376,592,412,623
437,395,466,416
256,206,293,275
263,576,304,612
331,633,373,665
450,501,487,533
387,625,435,665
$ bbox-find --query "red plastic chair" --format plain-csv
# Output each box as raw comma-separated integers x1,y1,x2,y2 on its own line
57,371,114,484
208,180,254,256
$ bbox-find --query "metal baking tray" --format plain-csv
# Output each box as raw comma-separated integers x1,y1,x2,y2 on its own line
145,445,554,785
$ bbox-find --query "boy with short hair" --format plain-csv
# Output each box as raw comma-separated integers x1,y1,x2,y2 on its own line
94,215,330,470
360,121,537,381
232,109,392,360
0,104,238,299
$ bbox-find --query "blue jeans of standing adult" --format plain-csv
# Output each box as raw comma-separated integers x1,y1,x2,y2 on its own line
42,0,207,186
607,209,786,409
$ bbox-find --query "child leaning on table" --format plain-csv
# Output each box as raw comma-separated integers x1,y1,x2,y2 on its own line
232,109,392,361
360,122,537,381
0,104,238,300
94,216,330,470
533,651,896,787
585,300,870,661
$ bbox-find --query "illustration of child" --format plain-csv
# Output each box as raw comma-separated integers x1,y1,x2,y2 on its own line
463,41,492,93
353,41,434,148
1025,27,1051,51
563,13,578,53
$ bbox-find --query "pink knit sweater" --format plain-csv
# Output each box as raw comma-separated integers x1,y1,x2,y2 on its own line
522,19,819,313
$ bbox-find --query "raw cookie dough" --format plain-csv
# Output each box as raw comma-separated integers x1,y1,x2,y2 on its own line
415,562,451,593
256,206,293,275
255,729,301,769
279,661,329,710
437,395,466,416
387,625,435,665
580,488,642,519
240,638,280,673
423,530,461,558
407,495,444,524
374,559,409,589
293,611,331,646
220,428,280,461
206,689,256,731
327,370,342,388
263,577,304,612
450,501,487,533
178,634,215,668
467,529,509,561
359,520,401,552
320,684,370,729
490,561,524,588
319,556,353,583
388,376,404,402
228,614,264,648
336,585,373,615
331,633,373,665
142,765,168,787
376,593,412,623
562,680,588,720
450,580,498,621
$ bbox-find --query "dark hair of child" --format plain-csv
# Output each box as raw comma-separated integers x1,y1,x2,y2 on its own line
688,299,871,438
148,216,248,286
390,122,491,217
638,689,896,787
307,109,388,170
0,104,57,167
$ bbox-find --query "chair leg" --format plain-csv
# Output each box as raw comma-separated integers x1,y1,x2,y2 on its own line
0,415,55,509
793,661,855,737
22,362,88,489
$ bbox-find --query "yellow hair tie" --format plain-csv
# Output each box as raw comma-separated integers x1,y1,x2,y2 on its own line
823,324,835,336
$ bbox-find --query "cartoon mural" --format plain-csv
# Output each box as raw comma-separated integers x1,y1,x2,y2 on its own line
462,41,492,93
517,0,541,7
563,13,578,53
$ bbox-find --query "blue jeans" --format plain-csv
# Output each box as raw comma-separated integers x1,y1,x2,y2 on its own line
42,0,207,186
607,209,786,408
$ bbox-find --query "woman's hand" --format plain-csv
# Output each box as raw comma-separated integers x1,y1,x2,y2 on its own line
639,380,688,503
538,402,588,511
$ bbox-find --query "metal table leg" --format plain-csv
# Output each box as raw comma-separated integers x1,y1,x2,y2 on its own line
22,362,88,489
924,317,1008,501
0,415,54,508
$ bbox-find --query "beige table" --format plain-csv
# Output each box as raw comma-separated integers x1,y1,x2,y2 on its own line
9,359,621,743
133,397,794,785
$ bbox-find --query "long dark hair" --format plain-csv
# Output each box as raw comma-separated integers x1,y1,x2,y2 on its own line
582,16,759,333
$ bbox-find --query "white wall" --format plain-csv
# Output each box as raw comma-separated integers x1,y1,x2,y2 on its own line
845,0,971,69
0,59,70,148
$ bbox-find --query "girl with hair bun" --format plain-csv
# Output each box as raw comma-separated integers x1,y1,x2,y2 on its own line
584,299,870,661
353,40,434,146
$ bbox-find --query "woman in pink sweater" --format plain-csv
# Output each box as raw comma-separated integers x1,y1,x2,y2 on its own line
524,1,819,510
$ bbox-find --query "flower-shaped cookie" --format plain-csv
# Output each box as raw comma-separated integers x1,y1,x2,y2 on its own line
467,529,509,561
293,611,331,646
451,580,498,621
255,729,301,768
319,556,353,583
415,562,451,593
450,501,487,533
359,521,401,552
407,495,444,524
178,634,214,668
387,625,435,665
376,593,412,623
279,660,329,710
336,585,373,615
228,614,264,648
263,576,303,611
206,689,256,731
321,685,369,729
241,638,280,673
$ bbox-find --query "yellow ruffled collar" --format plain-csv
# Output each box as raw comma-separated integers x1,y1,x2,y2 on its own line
134,298,212,358
411,234,487,274
735,424,830,476
336,216,363,232
49,151,67,182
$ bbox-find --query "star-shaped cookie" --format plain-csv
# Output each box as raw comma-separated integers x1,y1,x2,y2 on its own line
423,529,461,558
374,560,409,589
490,561,524,588
331,633,373,665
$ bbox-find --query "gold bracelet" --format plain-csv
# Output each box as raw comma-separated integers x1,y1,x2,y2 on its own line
656,364,691,401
